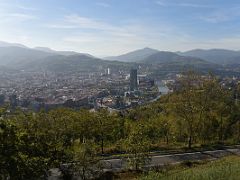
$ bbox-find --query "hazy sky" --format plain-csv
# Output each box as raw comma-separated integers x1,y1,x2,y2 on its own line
0,0,240,56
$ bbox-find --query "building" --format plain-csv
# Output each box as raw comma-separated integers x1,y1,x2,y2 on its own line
107,68,111,75
130,69,138,91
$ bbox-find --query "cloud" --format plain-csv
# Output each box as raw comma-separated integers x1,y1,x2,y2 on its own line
0,2,37,24
45,24,79,29
45,14,153,38
44,13,187,55
155,1,167,6
55,14,189,56
45,14,175,43
198,6,240,23
0,13,37,23
199,13,230,23
155,1,212,8
95,2,111,8
45,14,120,32
16,5,37,11
0,2,37,11
64,14,115,30
7,13,36,20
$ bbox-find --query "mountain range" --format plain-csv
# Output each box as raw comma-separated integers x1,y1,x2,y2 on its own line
106,48,218,69
105,47,159,62
179,49,240,65
106,47,240,65
0,41,94,66
0,41,239,73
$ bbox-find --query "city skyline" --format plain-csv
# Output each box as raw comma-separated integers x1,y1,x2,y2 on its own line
1,0,240,56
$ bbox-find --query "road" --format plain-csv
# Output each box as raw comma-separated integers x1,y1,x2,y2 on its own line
102,148,240,172
48,147,240,179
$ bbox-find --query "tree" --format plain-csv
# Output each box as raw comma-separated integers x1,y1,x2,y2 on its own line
0,111,56,179
8,109,74,179
65,141,102,180
167,72,237,147
125,124,151,171
155,116,172,144
94,109,120,154
168,72,203,149
0,117,18,179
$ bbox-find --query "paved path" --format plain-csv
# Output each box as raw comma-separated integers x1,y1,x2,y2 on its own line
48,147,240,179
102,148,240,172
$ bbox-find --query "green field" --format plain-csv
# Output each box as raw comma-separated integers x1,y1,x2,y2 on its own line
140,156,240,180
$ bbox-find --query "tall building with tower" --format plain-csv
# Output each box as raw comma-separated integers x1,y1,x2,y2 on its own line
130,69,138,91
107,68,111,75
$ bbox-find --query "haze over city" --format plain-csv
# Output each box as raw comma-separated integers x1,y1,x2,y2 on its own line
1,0,240,56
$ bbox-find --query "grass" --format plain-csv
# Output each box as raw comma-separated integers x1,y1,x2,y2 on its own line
140,156,240,180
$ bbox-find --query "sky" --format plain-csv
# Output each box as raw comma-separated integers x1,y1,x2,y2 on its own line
0,0,240,56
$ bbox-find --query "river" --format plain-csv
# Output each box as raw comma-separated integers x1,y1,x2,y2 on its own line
149,81,170,103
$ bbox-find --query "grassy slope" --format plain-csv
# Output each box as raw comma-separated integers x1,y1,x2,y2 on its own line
140,156,240,180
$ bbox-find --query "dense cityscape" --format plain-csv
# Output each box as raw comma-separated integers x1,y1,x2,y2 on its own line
0,67,169,111
1,64,240,113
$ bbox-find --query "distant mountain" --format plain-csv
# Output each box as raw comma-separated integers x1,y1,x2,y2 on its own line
0,42,227,73
27,48,218,72
23,54,137,72
0,43,96,68
0,46,54,67
34,47,94,57
34,47,56,53
105,48,218,70
0,44,136,72
0,40,94,60
141,51,219,70
105,47,159,62
0,41,28,48
180,49,240,65
24,54,102,72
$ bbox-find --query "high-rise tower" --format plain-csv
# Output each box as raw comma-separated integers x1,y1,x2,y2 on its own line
130,69,138,91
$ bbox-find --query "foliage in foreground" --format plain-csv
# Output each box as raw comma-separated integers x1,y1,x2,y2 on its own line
140,156,240,180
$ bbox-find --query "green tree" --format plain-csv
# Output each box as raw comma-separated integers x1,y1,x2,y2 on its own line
95,109,120,154
67,141,102,180
125,124,151,171
0,117,18,179
168,73,201,148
